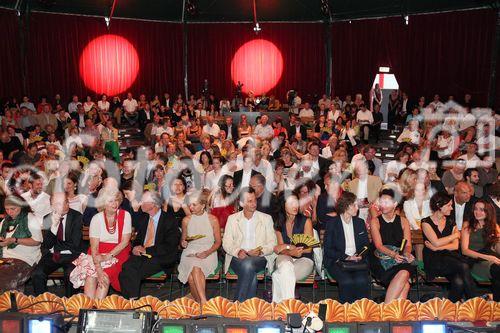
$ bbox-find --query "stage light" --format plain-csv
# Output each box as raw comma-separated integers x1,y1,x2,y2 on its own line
253,23,262,33
390,322,419,333
421,322,446,333
79,34,139,96
379,67,390,73
231,39,283,95
105,16,110,27
404,15,409,25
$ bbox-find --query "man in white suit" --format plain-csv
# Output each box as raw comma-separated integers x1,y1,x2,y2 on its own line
222,187,277,301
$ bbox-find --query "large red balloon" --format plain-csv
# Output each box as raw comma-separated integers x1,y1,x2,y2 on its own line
79,34,139,96
231,39,283,95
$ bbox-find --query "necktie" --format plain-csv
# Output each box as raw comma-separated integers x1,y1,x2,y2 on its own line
53,216,65,262
144,217,155,248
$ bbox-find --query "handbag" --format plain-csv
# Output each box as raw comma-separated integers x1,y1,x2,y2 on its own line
337,259,368,271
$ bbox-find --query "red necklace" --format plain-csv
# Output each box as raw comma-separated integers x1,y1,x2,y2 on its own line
104,210,118,234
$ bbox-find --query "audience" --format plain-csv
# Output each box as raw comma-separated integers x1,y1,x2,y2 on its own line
0,88,497,305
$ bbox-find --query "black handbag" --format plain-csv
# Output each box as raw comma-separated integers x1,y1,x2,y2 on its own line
337,259,368,271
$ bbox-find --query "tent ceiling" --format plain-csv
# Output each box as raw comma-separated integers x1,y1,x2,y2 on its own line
1,0,498,22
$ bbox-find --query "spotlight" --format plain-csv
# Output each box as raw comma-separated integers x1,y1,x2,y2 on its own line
104,16,110,27
404,15,409,25
253,22,261,33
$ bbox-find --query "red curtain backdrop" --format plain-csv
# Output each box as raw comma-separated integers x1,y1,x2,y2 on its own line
0,9,497,108
0,9,22,99
26,12,183,101
187,23,326,102
332,9,497,105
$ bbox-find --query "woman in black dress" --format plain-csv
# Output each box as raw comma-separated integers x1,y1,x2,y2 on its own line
421,192,476,302
370,188,416,303
164,177,191,227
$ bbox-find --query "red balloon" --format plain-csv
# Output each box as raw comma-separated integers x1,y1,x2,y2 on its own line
79,34,139,96
231,39,283,95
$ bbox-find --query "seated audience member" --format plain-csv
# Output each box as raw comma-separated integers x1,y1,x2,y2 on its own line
403,182,431,230
452,181,475,231
324,191,370,303
178,190,221,304
272,194,314,303
222,188,277,301
370,188,416,303
21,173,52,218
250,173,278,217
75,189,131,300
119,191,180,299
397,120,420,145
461,199,500,301
0,194,42,292
421,192,476,302
464,168,483,199
441,160,467,194
209,175,236,228
356,105,373,143
32,192,83,296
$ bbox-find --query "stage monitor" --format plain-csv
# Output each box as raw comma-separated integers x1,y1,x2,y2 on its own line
358,322,390,333
390,322,421,333
77,309,154,333
255,321,285,333
224,326,250,333
421,322,446,333
26,314,64,333
324,323,358,333
0,312,23,333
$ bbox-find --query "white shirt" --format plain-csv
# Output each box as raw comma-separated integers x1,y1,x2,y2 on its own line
321,146,335,159
356,110,374,124
89,211,132,243
240,214,257,251
122,99,138,114
327,109,341,122
21,191,52,220
254,124,273,140
68,195,87,213
97,100,110,112
340,216,356,256
458,154,480,169
356,177,368,199
397,128,420,145
20,102,36,112
240,169,252,189
0,213,42,266
299,108,314,119
460,113,476,131
202,123,221,137
68,102,81,114
252,160,274,192
454,202,466,230
49,214,71,254
403,199,431,230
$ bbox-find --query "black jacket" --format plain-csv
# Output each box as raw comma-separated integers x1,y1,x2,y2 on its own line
323,215,369,267
233,169,260,190
132,210,181,268
288,125,307,140
220,123,238,141
41,209,83,258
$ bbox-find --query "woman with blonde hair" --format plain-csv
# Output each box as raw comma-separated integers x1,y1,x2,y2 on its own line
72,189,131,299
179,189,221,304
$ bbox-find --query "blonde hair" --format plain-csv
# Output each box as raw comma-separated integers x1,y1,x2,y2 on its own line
188,189,211,208
95,188,123,211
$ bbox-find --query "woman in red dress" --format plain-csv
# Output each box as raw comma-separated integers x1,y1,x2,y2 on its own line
84,189,131,299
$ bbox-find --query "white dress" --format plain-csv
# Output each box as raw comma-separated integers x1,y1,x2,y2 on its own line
177,212,218,284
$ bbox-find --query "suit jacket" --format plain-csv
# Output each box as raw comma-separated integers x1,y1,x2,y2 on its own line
36,113,58,130
343,175,383,203
233,169,260,190
256,190,278,216
317,156,333,178
288,125,307,140
70,113,88,127
323,215,369,267
41,209,83,259
451,198,476,229
138,109,153,129
132,209,181,268
222,210,277,273
220,123,239,141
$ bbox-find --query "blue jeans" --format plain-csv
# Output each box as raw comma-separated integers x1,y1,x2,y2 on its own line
230,256,267,302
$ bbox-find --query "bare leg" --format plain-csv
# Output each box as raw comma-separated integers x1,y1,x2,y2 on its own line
415,244,424,261
95,274,110,300
187,273,201,302
191,267,207,304
400,282,411,300
384,270,410,303
84,277,97,299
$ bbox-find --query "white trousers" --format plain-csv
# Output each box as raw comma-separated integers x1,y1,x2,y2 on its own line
272,254,314,303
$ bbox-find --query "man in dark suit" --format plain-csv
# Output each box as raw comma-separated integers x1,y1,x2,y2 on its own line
138,104,154,132
233,156,260,190
220,116,238,142
70,104,88,129
119,191,181,299
288,115,307,140
452,181,476,231
32,193,83,297
249,174,278,216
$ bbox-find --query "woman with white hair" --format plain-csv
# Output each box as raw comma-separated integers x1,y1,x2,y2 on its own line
72,189,131,299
